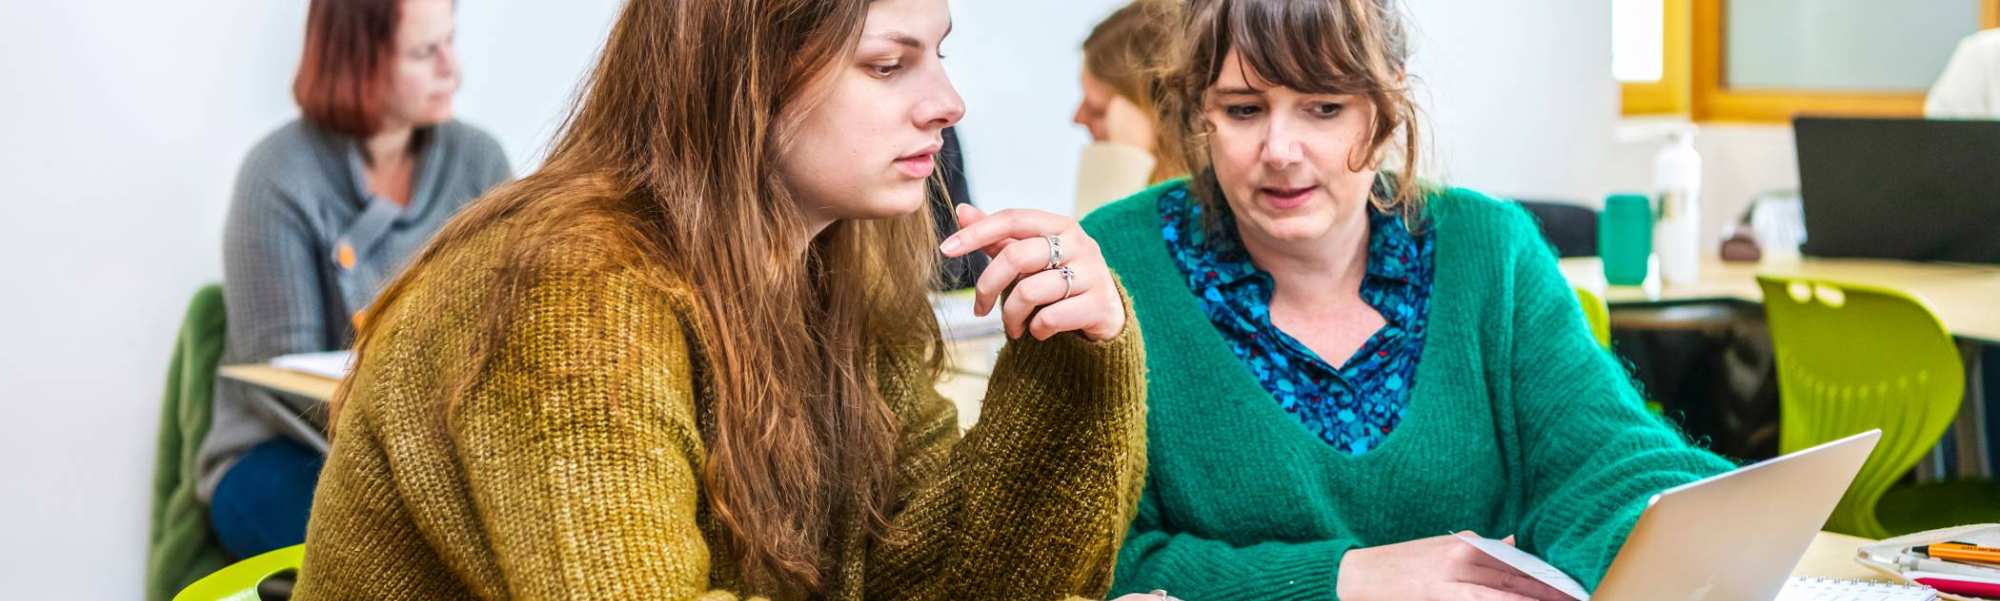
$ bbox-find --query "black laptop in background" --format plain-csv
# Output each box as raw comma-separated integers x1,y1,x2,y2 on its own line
1792,116,2000,264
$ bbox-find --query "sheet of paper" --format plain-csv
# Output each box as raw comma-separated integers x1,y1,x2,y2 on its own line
929,290,1003,340
1454,531,1592,601
270,350,354,380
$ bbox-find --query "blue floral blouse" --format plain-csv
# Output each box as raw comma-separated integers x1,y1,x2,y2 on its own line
1158,184,1436,454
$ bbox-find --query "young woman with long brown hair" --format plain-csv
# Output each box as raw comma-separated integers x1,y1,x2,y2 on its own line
292,0,1149,598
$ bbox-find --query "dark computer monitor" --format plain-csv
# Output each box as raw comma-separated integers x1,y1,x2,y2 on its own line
1792,116,2000,264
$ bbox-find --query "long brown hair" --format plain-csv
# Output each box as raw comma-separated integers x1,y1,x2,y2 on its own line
1160,0,1428,223
1083,0,1186,183
332,0,942,592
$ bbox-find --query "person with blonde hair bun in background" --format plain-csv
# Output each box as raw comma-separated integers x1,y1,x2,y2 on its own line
1074,0,1188,215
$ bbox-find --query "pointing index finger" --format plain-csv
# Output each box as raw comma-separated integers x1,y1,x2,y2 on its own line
939,209,1073,258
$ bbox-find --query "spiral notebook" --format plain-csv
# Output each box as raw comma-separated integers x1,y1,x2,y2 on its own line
1776,577,1937,600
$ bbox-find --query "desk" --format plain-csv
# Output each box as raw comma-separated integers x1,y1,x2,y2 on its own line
217,365,339,402
939,334,1004,430
1792,532,1995,601
1559,256,2000,344
1561,255,1998,479
1793,531,1886,581
221,334,1009,434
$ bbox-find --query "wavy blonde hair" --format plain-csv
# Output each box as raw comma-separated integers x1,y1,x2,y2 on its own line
1083,0,1187,183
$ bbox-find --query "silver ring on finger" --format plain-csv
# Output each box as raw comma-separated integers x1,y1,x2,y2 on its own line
1044,234,1065,270
1058,265,1077,299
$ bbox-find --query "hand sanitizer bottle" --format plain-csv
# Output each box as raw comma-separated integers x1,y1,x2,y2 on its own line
1653,128,1703,286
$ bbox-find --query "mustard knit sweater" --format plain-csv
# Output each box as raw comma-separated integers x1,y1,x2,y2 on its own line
292,216,1148,600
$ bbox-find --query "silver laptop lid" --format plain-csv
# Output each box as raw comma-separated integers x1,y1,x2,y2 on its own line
1593,430,1881,601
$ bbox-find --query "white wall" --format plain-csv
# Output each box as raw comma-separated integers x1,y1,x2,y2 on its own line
0,0,1706,597
0,2,623,597
1404,0,1622,205
950,0,1127,215
1403,0,1801,249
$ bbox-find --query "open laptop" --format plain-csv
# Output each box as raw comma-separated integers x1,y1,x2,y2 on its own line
1792,117,2000,264
1588,429,1882,600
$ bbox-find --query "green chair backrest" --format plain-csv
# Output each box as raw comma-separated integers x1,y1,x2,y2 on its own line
1575,286,1612,350
1755,275,1964,538
172,545,303,601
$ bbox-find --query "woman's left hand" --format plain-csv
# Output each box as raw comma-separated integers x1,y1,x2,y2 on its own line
940,204,1126,342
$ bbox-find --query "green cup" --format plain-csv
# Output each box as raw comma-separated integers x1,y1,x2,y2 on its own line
1599,194,1652,286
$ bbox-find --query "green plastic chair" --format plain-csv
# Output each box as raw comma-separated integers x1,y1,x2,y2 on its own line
1756,275,2000,538
1574,286,1612,350
172,545,303,601
1576,286,1670,414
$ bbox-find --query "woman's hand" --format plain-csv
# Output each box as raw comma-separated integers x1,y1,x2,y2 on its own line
1335,533,1576,601
940,204,1126,342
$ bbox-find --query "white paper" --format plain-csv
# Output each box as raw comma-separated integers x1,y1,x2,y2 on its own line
929,291,1003,340
270,350,354,380
1454,532,1592,601
1775,577,1937,601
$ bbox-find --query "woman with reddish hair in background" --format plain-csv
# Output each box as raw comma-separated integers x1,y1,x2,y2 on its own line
201,0,510,559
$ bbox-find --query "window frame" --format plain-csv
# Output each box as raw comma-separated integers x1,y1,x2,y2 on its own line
1621,0,2000,122
1620,0,1692,116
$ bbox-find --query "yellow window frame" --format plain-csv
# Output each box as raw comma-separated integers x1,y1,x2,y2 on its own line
1621,0,1692,116
1623,0,2000,122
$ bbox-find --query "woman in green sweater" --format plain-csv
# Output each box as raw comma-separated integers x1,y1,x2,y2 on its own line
1086,0,1734,599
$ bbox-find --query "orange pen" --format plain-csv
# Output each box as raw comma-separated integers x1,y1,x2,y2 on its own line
1916,542,2000,567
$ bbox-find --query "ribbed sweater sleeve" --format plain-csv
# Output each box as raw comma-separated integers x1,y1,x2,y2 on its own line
1495,206,1735,590
863,280,1148,601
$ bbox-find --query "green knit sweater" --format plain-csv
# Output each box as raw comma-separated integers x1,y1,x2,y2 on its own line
1083,180,1733,599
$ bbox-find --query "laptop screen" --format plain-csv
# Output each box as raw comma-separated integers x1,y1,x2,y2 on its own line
1793,116,2000,265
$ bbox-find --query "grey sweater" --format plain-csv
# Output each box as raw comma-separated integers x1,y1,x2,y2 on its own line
200,119,510,499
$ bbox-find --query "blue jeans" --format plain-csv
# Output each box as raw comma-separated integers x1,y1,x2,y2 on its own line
209,437,324,559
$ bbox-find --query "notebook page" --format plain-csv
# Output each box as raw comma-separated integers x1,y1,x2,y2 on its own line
1776,576,1937,601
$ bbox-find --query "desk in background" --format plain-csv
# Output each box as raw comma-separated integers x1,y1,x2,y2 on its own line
221,333,1009,435
217,365,339,403
1559,256,1999,480
1559,256,2000,344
